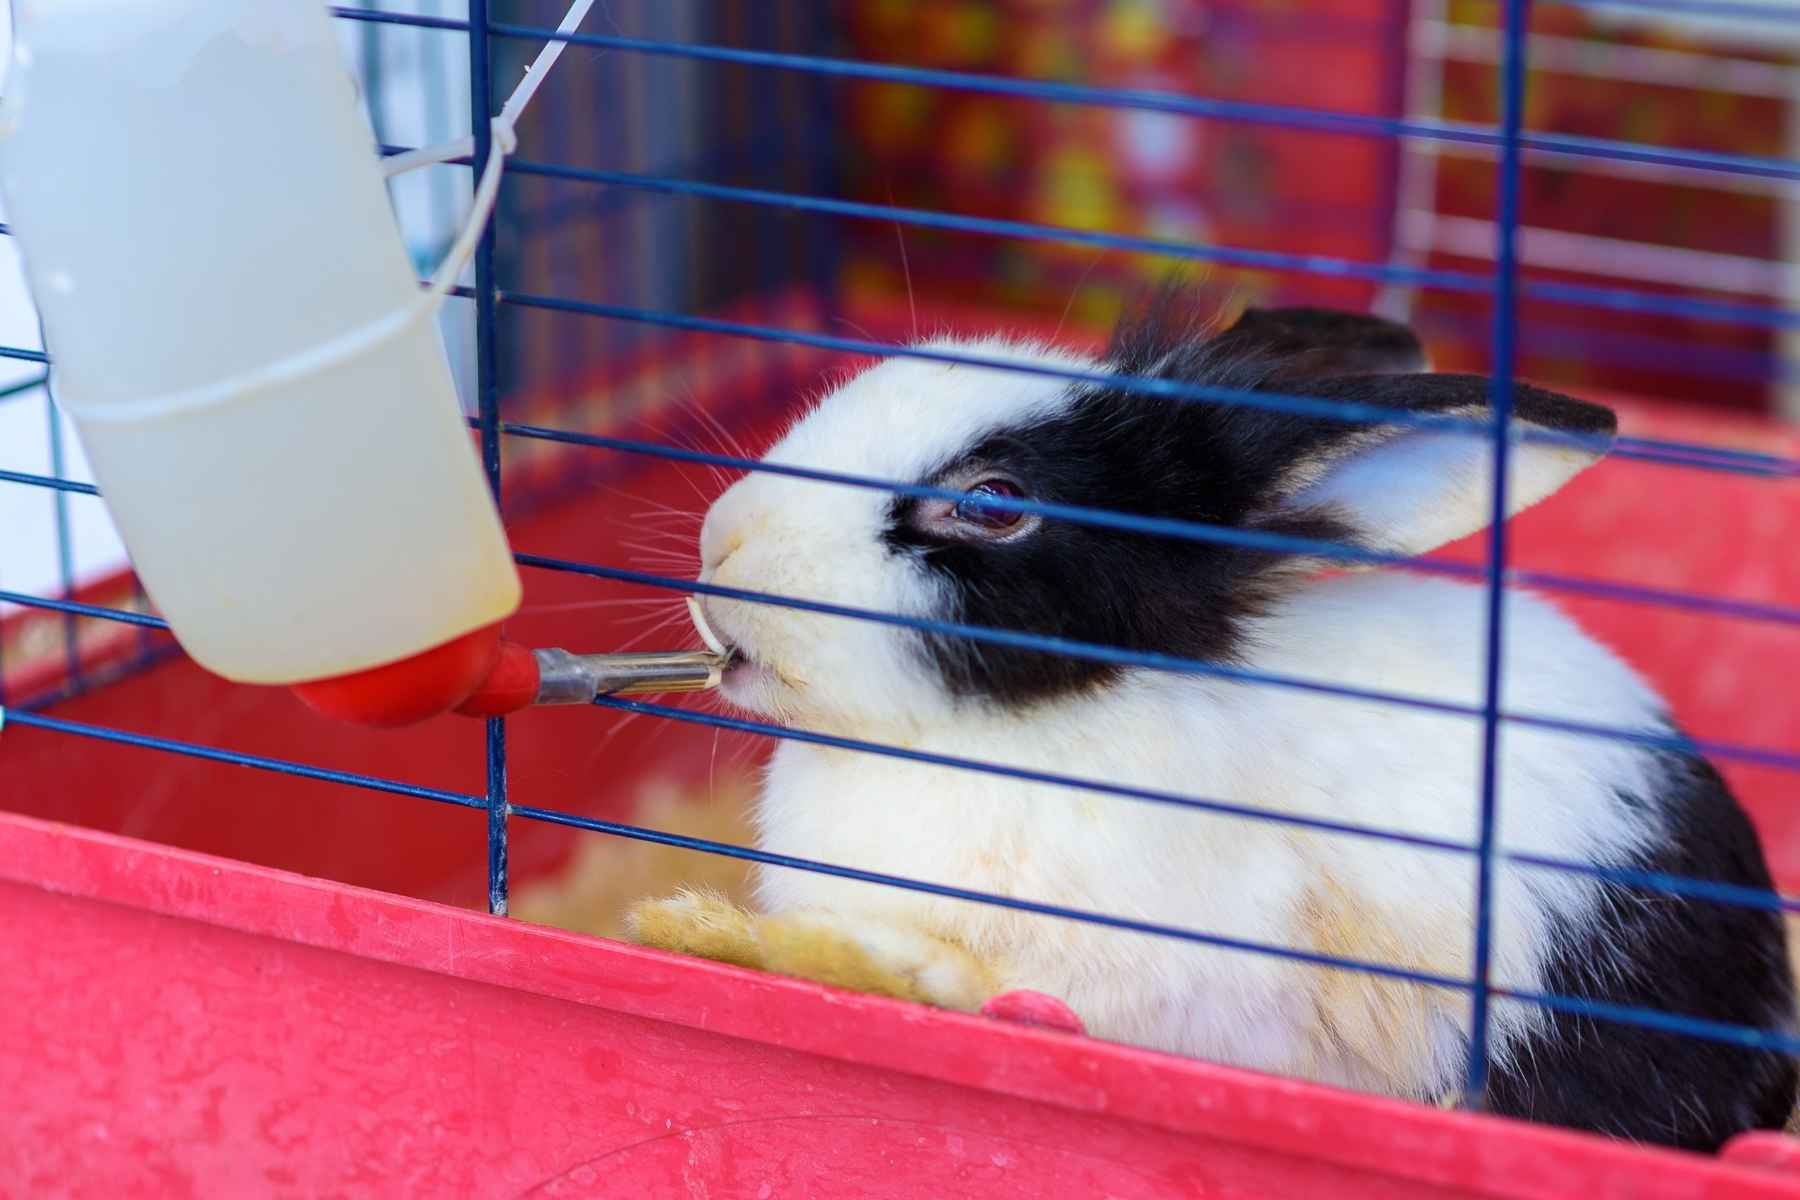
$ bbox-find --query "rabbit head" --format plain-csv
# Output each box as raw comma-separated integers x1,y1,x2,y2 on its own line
695,289,1615,734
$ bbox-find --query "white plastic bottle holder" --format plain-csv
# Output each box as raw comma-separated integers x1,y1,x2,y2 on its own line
0,0,592,685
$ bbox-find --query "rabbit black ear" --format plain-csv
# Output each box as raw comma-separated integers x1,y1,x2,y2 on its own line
1213,307,1429,381
1265,374,1616,559
1106,283,1426,384
1100,287,1608,560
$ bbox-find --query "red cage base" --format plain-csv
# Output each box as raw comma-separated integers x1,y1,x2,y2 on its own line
2,807,1795,1198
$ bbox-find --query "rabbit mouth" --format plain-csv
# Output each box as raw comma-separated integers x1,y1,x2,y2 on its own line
717,651,786,716
688,591,804,711
715,639,805,712
690,593,761,694
720,644,782,687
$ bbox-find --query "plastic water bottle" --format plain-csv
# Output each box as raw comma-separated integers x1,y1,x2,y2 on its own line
0,0,520,690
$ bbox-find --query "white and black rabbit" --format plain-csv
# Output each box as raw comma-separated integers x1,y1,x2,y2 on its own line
628,288,1796,1151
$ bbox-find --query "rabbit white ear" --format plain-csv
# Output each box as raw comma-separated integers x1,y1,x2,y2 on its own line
1272,375,1616,559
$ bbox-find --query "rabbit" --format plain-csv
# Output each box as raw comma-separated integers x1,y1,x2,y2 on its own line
626,287,1797,1151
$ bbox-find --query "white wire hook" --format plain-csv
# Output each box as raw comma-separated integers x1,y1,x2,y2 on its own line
404,0,597,310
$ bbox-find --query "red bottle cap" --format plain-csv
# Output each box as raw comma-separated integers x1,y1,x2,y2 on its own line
452,639,540,717
290,623,536,727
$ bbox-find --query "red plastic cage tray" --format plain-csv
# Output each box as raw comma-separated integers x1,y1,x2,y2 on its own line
5,810,1799,1198
5,298,1800,1195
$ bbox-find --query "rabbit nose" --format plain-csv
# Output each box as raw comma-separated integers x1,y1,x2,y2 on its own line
700,480,765,573
699,516,746,576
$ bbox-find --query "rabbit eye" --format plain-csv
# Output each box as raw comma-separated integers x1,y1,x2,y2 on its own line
952,478,1027,529
905,468,1040,544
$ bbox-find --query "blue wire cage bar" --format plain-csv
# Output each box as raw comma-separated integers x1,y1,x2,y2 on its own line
4,0,1800,1121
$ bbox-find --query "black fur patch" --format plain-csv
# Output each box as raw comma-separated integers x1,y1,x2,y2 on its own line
885,387,1357,703
1486,749,1797,1151
884,292,1616,706
1213,306,1428,381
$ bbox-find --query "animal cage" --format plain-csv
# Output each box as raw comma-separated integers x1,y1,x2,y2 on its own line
6,0,1800,1194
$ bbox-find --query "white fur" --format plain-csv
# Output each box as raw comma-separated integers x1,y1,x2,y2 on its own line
694,339,1662,1101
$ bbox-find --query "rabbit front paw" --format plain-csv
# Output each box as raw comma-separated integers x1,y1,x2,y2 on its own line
626,889,997,1010
756,909,1000,1010
625,887,766,970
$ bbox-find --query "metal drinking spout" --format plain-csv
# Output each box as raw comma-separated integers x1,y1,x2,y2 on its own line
531,648,728,704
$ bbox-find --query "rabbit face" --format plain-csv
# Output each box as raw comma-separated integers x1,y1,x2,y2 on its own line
697,338,1094,730
696,292,1614,734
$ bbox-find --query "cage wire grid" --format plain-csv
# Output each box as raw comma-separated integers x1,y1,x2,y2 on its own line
1,0,1799,1114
